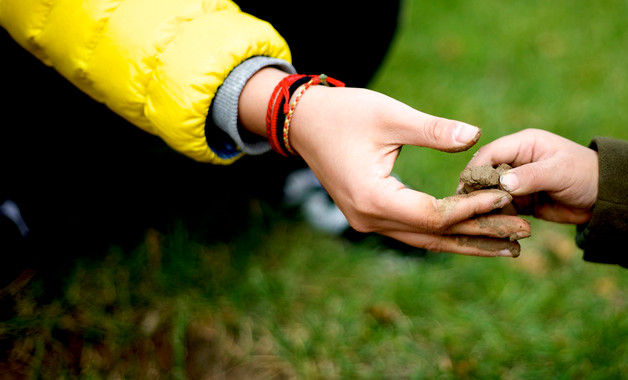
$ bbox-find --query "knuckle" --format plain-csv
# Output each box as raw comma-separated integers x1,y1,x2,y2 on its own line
526,167,539,187
344,207,377,233
344,192,380,233
421,239,449,253
427,200,452,231
424,213,449,232
519,165,542,191
347,218,375,234
431,218,449,232
423,117,449,143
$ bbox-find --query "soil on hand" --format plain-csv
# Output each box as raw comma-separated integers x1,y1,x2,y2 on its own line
459,163,512,194
459,162,521,226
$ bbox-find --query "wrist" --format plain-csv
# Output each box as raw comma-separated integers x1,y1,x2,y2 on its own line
584,149,599,209
264,74,345,157
288,85,328,157
238,67,290,138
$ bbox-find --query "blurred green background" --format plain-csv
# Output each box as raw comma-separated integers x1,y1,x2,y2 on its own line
2,0,628,378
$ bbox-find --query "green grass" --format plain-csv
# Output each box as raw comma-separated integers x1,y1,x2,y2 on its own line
373,0,628,197
3,0,628,378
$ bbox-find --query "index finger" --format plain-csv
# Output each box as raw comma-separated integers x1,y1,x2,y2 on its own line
467,135,526,168
467,128,564,169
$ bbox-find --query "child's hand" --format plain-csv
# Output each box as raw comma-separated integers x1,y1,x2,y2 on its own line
462,128,598,224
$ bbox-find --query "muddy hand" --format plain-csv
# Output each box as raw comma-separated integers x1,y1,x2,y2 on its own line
287,85,531,257
462,129,598,224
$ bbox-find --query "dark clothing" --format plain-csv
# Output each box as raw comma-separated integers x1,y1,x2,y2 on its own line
577,137,628,268
235,0,401,89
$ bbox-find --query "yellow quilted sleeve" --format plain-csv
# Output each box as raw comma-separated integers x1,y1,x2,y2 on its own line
0,0,291,164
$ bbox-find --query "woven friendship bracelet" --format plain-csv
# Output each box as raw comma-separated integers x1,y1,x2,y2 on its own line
266,74,311,156
265,74,344,157
266,74,304,155
282,76,319,155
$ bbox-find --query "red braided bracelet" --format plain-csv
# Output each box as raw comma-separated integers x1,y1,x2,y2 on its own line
266,74,305,155
265,74,344,157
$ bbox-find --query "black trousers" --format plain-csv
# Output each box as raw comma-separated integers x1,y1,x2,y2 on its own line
236,1,401,88
0,1,400,265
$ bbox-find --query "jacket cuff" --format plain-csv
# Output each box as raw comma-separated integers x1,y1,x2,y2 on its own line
577,137,628,267
211,56,296,156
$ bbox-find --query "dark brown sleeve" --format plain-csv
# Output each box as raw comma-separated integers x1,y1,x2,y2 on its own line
576,137,628,267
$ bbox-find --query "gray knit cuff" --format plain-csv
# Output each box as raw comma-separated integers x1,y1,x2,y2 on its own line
212,56,296,155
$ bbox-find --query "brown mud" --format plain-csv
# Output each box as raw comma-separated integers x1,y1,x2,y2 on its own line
475,215,531,241
459,163,518,217
454,236,521,257
457,163,529,253
459,163,512,194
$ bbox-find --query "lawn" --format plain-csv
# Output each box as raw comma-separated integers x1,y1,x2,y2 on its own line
2,0,628,378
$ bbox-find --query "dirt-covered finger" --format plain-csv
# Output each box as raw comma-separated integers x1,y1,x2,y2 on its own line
443,214,531,241
431,189,515,227
465,132,530,168
354,184,516,235
384,231,522,257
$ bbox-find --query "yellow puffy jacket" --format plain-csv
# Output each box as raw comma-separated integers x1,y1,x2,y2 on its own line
0,0,291,164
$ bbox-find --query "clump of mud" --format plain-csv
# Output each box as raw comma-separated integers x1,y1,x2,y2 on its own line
459,163,519,218
459,163,512,194
456,163,529,255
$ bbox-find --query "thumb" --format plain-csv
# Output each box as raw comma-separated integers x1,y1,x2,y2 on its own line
500,162,561,196
389,102,481,152
418,117,481,153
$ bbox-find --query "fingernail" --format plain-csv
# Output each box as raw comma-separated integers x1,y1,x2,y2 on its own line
496,249,514,257
453,123,481,144
497,247,520,258
510,231,531,241
493,194,512,209
500,172,519,192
